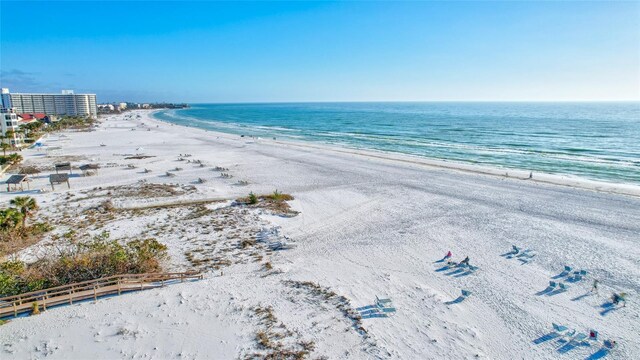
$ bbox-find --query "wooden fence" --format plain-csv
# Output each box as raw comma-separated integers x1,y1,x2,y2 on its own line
0,271,203,318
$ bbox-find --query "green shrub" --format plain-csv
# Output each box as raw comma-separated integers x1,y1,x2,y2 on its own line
0,235,168,297
248,192,258,204
0,261,24,295
265,190,294,202
29,222,54,236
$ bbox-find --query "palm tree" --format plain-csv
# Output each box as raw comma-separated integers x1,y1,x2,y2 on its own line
0,208,24,230
1,142,10,156
5,130,15,149
10,196,38,227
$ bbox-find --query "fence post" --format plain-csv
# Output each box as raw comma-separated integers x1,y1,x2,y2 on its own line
13,302,17,317
93,286,97,301
70,286,74,304
42,295,47,310
118,279,121,295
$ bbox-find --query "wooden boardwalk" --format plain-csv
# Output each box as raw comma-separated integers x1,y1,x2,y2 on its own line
0,271,203,318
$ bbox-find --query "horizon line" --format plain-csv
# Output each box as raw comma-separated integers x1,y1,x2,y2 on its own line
152,99,640,105
96,99,640,104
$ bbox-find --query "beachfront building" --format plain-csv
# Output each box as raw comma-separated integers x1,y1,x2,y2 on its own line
98,104,115,111
0,107,23,146
1,88,98,118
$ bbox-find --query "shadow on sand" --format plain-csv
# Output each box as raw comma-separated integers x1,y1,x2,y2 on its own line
356,304,389,319
546,288,567,297
445,296,468,305
557,341,579,354
435,265,453,272
571,292,593,302
552,271,570,279
536,286,555,296
532,332,560,344
585,348,610,360
599,302,620,317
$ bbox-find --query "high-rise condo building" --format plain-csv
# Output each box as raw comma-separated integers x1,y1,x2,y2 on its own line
1,88,98,118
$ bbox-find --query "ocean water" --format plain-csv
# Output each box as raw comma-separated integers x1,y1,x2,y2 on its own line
153,102,640,185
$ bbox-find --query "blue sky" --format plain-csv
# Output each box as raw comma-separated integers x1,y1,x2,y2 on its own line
1,1,638,103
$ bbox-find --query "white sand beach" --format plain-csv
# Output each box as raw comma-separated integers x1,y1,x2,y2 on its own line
1,110,638,359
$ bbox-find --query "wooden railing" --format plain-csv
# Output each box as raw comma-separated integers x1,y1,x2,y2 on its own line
0,271,203,318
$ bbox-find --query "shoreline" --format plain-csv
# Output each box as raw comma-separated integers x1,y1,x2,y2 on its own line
148,109,640,198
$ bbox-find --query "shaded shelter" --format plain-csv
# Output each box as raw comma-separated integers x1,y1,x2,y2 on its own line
49,173,70,190
6,174,29,192
54,162,72,174
79,163,100,176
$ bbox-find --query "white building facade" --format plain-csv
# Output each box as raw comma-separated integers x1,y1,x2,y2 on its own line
1,88,98,118
0,108,23,146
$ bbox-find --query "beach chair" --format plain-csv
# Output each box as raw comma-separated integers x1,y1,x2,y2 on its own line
516,249,532,257
571,272,584,282
512,245,520,254
589,330,599,341
557,283,569,292
467,265,479,272
537,281,557,295
569,333,588,346
519,253,536,264
461,290,472,297
376,295,393,308
552,323,568,333
603,339,616,349
375,295,397,315
269,242,294,251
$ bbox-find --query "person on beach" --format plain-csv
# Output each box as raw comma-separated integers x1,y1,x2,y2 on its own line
444,251,452,260
612,292,626,307
459,256,470,266
591,279,599,294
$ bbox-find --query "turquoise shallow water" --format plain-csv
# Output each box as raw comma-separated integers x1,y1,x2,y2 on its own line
153,102,640,185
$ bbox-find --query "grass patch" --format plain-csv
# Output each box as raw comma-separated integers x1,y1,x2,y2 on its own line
247,306,314,359
236,190,298,216
284,280,366,336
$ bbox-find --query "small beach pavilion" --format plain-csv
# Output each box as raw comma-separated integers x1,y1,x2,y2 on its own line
79,164,100,176
49,173,70,190
54,162,72,174
5,174,30,192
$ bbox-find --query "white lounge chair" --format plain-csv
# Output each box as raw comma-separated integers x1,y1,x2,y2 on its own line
375,295,397,315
